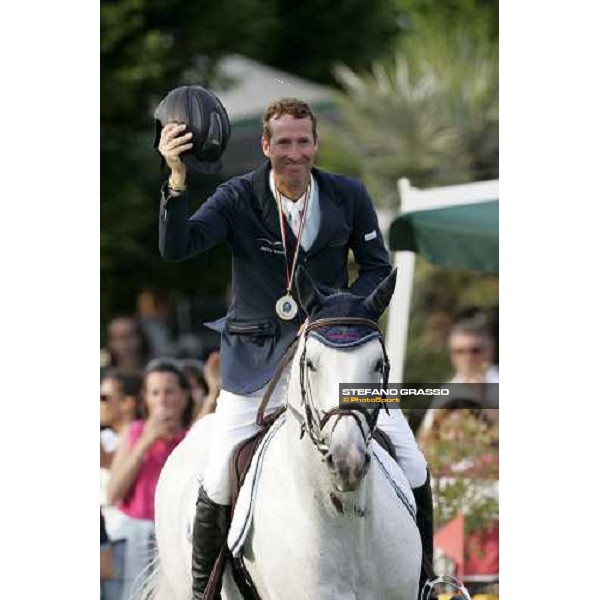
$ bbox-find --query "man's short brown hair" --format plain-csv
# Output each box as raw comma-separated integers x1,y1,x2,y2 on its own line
262,98,318,142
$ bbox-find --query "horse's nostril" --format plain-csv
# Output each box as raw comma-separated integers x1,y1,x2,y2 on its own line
325,453,334,467
365,454,371,465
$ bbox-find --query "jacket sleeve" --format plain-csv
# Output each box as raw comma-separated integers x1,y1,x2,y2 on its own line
347,182,392,296
158,181,235,261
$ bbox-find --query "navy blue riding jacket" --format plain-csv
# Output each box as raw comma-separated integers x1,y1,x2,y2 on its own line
159,161,392,394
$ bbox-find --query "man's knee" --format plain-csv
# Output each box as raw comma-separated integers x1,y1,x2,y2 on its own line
377,412,429,488
401,451,428,489
202,453,234,505
203,473,231,506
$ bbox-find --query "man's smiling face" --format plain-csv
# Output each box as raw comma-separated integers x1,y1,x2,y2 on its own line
262,114,318,198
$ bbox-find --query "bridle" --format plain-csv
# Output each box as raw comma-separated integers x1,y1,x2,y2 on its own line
257,317,391,458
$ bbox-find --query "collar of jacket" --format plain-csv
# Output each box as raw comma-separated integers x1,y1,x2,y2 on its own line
251,161,345,257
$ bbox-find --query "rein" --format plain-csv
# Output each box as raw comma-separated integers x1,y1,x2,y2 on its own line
256,317,390,457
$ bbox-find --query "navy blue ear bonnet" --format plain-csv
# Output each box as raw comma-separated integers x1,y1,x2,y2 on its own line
307,293,382,349
294,266,396,348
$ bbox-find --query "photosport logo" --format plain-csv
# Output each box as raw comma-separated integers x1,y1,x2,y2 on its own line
338,383,499,409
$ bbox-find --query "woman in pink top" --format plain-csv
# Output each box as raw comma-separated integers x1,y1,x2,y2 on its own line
107,359,193,600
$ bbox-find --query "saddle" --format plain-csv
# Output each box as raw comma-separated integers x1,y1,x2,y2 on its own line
202,409,398,600
231,413,397,513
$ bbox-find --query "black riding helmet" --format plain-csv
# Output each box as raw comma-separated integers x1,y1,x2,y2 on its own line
153,85,231,175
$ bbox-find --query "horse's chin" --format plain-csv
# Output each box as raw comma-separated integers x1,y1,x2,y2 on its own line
331,460,370,493
333,479,363,493
326,443,371,493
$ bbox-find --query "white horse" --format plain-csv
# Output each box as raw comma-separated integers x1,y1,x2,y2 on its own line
141,270,422,600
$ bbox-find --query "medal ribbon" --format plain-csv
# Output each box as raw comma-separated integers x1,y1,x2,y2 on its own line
275,180,311,295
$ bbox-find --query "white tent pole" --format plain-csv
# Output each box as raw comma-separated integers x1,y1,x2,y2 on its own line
385,178,415,384
386,250,415,383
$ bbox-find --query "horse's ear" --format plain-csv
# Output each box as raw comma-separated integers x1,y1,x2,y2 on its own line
295,266,325,317
363,269,397,319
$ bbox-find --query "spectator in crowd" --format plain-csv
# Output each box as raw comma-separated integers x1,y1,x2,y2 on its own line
180,359,209,417
100,370,143,468
137,288,176,357
101,369,144,550
179,350,221,421
100,372,142,599
419,315,499,441
106,359,193,600
199,350,220,420
447,316,498,384
181,351,221,422
105,315,151,374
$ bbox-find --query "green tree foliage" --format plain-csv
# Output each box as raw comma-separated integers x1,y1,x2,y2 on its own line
251,0,401,84
314,15,498,389
101,0,276,329
101,0,278,131
396,0,498,40
323,17,498,208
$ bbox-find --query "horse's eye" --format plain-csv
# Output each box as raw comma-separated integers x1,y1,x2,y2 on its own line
306,359,317,372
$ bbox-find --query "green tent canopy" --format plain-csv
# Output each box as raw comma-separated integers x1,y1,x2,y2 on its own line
388,200,499,273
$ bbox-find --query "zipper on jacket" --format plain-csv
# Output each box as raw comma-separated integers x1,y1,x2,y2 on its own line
227,322,271,334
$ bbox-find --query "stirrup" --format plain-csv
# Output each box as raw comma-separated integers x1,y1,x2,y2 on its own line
420,574,472,600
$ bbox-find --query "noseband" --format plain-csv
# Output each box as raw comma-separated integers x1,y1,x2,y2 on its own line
257,317,391,458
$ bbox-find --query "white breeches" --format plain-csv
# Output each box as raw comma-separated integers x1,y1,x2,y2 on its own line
203,370,428,504
203,371,290,505
376,408,428,488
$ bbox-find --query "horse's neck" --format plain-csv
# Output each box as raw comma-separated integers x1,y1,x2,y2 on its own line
282,409,324,485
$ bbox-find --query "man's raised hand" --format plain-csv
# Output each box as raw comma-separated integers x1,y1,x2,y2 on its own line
158,123,193,185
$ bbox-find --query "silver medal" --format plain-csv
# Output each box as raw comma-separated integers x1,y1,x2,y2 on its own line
276,294,298,321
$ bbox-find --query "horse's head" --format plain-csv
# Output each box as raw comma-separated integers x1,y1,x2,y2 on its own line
290,267,397,493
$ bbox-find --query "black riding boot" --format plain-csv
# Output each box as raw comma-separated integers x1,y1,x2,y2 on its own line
413,471,435,598
192,485,230,600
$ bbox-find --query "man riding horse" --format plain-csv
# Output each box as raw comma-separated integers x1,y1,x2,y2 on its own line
156,92,434,599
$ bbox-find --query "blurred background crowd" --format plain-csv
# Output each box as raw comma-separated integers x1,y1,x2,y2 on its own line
100,311,223,600
101,0,498,597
